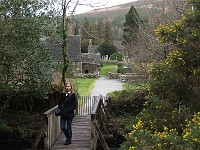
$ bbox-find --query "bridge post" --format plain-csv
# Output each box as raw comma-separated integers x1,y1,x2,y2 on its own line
44,105,61,150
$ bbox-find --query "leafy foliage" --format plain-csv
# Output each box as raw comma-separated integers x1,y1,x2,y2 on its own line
109,90,148,116
110,52,123,61
117,62,124,74
97,42,117,58
120,95,197,150
117,67,125,74
122,6,140,45
150,0,200,112
0,0,55,110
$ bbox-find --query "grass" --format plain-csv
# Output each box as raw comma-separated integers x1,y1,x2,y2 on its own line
100,65,117,77
76,78,96,97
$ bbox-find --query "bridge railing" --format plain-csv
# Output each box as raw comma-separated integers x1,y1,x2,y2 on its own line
91,95,110,150
43,105,61,150
77,96,108,115
77,96,97,115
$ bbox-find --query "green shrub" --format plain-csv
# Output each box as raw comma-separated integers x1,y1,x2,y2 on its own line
109,90,148,116
139,95,191,134
117,67,125,74
110,52,123,61
120,112,200,150
182,112,200,149
120,95,197,150
117,62,124,68
123,83,149,91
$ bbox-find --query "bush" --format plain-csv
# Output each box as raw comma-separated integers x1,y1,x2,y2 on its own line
117,62,124,68
137,95,191,134
120,112,200,150
117,67,125,74
1,91,47,112
183,112,200,149
149,51,200,113
110,52,123,61
109,90,148,116
120,95,198,150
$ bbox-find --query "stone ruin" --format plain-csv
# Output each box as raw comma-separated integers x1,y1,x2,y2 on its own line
48,36,101,78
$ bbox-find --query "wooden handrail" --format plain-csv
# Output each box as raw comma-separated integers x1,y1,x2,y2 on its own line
91,95,110,150
43,105,61,150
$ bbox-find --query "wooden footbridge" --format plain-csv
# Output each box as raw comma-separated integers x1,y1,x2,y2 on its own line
41,95,112,150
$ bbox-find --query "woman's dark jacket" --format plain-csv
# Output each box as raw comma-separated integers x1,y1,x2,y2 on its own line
58,92,77,118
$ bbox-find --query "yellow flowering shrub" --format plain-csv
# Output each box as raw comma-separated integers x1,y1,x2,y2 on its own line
150,1,200,112
154,20,185,45
183,112,200,149
149,50,190,106
120,95,200,149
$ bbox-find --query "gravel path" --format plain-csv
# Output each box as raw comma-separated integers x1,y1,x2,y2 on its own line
90,77,123,96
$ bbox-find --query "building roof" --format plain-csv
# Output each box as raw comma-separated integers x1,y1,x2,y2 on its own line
46,35,82,62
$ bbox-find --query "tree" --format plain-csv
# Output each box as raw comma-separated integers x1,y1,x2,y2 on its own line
121,1,183,75
60,0,71,85
0,0,55,110
110,52,123,61
97,42,117,58
122,6,140,46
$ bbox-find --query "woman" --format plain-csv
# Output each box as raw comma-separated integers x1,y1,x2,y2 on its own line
58,82,77,145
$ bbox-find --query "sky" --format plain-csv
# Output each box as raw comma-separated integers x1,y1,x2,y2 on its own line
67,0,138,14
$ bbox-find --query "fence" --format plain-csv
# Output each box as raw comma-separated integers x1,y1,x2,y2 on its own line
77,96,108,115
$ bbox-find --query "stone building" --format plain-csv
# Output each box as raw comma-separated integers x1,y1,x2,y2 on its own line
48,35,101,77
81,39,101,75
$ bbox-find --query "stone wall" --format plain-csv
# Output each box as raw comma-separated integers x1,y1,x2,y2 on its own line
72,62,82,74
82,63,100,74
108,72,148,83
108,72,120,79
77,73,99,78
119,73,148,83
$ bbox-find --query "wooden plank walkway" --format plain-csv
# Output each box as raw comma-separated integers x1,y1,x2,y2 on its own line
51,115,91,150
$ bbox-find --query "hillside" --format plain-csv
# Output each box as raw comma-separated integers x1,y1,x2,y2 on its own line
71,0,183,48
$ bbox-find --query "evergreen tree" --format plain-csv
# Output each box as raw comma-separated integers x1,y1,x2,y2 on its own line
122,6,140,46
97,42,117,58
